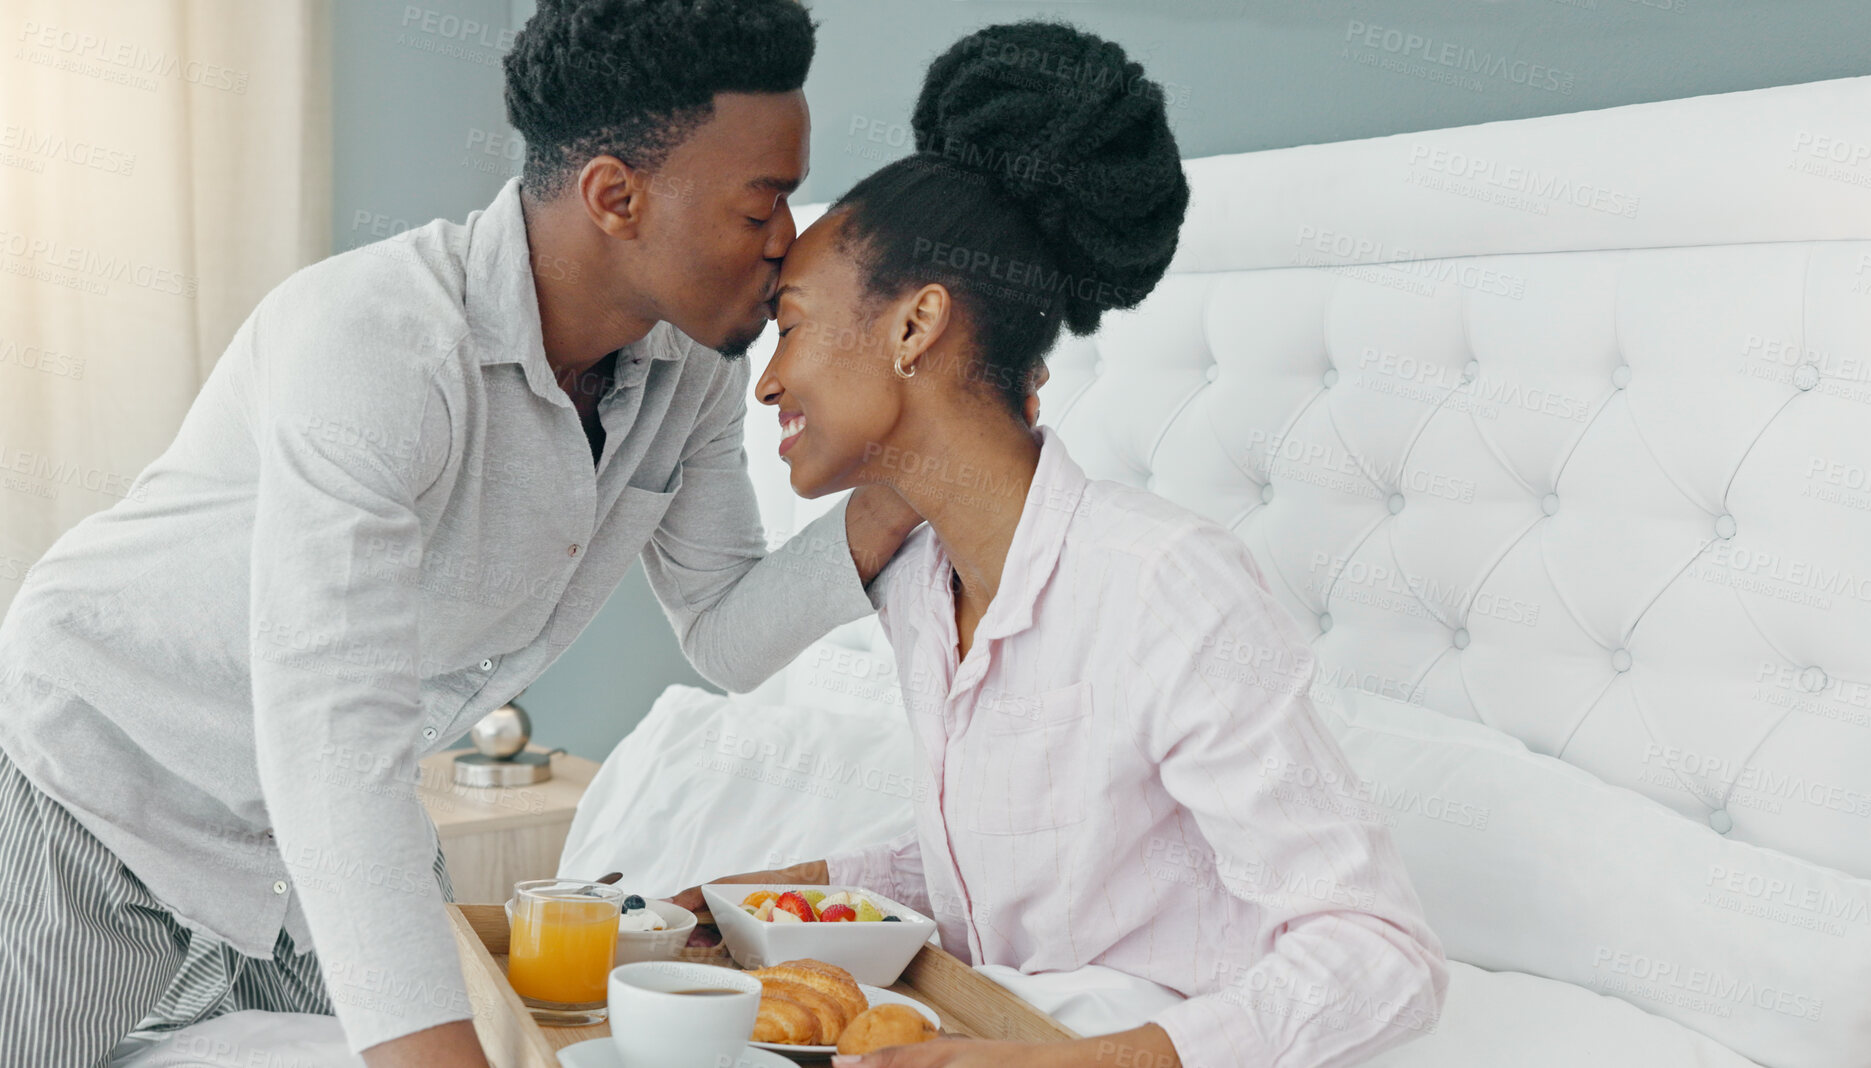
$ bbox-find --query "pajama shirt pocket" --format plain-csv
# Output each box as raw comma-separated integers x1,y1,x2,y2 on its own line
963,680,1094,836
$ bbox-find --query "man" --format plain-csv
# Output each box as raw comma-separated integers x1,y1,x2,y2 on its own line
0,2,922,1065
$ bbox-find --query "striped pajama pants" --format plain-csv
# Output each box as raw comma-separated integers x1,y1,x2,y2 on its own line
0,743,455,1068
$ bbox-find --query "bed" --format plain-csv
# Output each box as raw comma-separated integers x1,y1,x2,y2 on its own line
114,74,1871,1067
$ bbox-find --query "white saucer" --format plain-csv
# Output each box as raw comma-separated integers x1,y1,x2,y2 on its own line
750,985,941,1059
558,1038,793,1068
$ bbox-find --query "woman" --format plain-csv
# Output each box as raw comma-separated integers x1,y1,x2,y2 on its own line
672,21,1447,1068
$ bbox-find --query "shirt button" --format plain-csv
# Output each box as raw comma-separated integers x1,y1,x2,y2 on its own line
568,544,580,557
480,659,494,672
422,726,438,740
273,880,288,895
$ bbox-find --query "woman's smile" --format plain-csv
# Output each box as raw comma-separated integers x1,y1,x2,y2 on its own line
778,410,807,457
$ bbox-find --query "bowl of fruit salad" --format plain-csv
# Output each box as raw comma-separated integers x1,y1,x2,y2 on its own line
699,884,938,986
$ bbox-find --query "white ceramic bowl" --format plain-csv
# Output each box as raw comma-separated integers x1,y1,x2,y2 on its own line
504,896,697,965
699,884,937,986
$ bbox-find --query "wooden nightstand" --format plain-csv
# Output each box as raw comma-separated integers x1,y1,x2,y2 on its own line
417,745,601,904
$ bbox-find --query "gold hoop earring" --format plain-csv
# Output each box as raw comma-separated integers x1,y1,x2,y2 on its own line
893,352,917,380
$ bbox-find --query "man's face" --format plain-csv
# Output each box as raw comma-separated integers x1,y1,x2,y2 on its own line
628,90,809,358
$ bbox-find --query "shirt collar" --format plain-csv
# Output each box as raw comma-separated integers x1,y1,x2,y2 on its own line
924,424,1087,646
464,178,687,405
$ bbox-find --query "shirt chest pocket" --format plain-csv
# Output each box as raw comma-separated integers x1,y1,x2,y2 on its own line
960,681,1095,836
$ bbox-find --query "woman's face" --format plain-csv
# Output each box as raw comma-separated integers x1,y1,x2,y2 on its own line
754,212,917,498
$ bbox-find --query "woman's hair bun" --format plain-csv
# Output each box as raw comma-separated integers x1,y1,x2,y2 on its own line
909,20,1189,333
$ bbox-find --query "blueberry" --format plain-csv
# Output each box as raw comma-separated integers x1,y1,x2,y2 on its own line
623,894,646,911
882,915,901,922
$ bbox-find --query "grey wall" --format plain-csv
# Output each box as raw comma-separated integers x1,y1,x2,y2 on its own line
794,0,1871,203
333,0,1871,762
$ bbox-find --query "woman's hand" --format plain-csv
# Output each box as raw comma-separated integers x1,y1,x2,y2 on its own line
831,1023,1178,1068
832,1038,1071,1068
658,858,829,916
832,1038,1041,1068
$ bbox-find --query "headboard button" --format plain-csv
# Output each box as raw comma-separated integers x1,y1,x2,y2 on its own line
1541,493,1561,516
1611,648,1633,672
1708,809,1734,835
1714,513,1737,540
1318,612,1334,633
1452,628,1471,650
1387,493,1405,515
1322,368,1339,387
1799,666,1829,693
1611,364,1632,389
1260,483,1276,504
1462,360,1479,382
1794,363,1820,391
1205,365,1220,383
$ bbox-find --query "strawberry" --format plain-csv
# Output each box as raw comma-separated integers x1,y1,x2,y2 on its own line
819,904,857,922
773,891,817,923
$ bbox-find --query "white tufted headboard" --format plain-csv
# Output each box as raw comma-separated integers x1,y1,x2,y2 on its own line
742,74,1871,885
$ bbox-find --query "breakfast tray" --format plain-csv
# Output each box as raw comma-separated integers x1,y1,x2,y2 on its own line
447,903,1080,1067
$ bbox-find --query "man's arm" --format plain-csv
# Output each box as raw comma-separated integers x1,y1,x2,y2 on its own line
637,358,918,692
246,293,485,1064
843,481,925,586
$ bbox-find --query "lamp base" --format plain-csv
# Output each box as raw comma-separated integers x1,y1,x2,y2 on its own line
452,750,556,788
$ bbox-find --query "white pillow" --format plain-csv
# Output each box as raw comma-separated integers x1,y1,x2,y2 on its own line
1362,962,1760,1068
557,685,917,898
757,624,903,720
1312,684,1871,1068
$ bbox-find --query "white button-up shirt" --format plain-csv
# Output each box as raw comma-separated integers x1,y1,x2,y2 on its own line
826,426,1447,1068
0,177,874,1054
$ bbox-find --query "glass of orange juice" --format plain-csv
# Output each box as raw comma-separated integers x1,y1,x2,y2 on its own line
508,878,626,1025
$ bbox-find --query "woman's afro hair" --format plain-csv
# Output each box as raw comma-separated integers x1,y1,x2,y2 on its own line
909,19,1190,335
503,0,816,199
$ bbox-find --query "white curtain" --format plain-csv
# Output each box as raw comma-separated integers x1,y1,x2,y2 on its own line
0,0,330,615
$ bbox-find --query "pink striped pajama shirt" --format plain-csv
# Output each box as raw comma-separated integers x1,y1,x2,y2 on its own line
825,426,1447,1068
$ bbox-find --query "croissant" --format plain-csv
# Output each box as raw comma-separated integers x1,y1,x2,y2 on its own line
837,1003,939,1055
755,975,849,1044
750,991,818,1045
756,959,869,1022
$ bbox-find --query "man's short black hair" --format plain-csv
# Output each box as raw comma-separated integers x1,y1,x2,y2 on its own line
503,0,817,200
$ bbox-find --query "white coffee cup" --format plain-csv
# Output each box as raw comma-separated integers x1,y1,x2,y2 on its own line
608,960,761,1068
